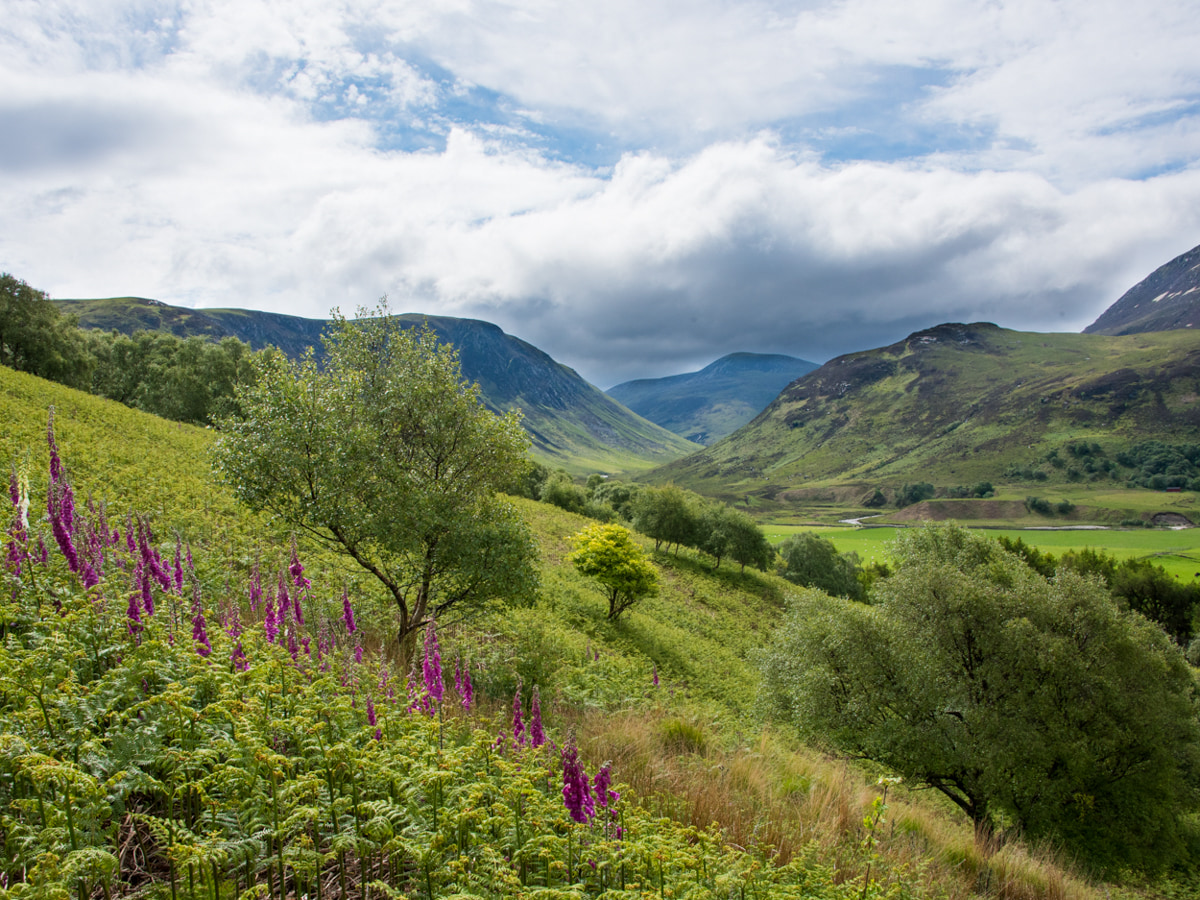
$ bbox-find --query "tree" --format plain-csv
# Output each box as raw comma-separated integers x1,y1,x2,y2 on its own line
0,273,93,388
776,532,864,600
631,484,701,554
760,524,1200,870
699,503,771,572
213,303,538,660
568,523,659,620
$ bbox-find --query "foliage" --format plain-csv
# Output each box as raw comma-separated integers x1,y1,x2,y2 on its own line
88,330,257,425
700,503,773,572
776,532,865,601
568,523,659,621
0,274,93,389
895,482,934,508
760,524,1200,871
0,417,874,900
213,304,538,659
630,484,701,554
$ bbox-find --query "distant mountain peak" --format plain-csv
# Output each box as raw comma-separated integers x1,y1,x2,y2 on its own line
607,351,818,445
1084,243,1200,336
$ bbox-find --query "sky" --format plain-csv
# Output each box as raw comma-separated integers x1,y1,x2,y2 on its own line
4,1,1200,388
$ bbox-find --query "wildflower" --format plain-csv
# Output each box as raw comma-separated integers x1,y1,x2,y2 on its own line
652,662,659,687
289,541,311,590
461,660,474,711
354,642,363,665
126,589,143,631
561,740,594,824
530,684,545,748
341,586,356,633
173,537,184,594
422,619,443,704
367,696,377,727
512,677,525,747
264,596,278,643
594,763,619,811
192,607,212,657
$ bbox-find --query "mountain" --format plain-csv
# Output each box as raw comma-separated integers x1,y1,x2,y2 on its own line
650,322,1200,503
606,353,819,445
55,296,698,474
1084,242,1200,335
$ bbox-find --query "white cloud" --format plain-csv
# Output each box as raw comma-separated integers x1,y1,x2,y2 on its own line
2,0,1200,387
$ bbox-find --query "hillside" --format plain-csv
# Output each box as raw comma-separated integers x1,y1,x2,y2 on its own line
0,362,1162,898
1084,241,1200,335
56,296,698,474
607,352,818,444
651,323,1200,504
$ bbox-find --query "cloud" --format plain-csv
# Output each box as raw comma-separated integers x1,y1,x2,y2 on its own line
2,1,1200,388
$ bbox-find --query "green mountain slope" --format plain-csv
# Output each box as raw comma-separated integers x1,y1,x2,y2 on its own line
606,352,818,445
56,296,697,474
651,322,1200,501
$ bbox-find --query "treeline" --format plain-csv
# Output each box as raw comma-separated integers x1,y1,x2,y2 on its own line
1006,439,1200,490
1,273,256,425
522,466,773,573
773,525,1200,649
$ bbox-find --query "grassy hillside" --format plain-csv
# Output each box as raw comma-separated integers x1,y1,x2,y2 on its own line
56,297,698,475
0,362,1136,899
652,323,1200,516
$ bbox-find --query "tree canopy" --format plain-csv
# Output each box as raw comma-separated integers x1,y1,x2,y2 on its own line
213,304,538,658
0,273,93,389
760,524,1200,871
776,531,865,600
568,523,659,621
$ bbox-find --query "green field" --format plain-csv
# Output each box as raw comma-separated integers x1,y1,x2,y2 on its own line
764,523,1200,580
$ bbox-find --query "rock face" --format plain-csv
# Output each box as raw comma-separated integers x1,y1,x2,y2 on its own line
1085,243,1200,336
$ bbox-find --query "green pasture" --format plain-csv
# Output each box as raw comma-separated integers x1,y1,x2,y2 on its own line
764,523,1200,580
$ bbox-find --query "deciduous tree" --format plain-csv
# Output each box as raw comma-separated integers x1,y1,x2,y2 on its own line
214,303,538,660
760,524,1200,870
568,523,658,620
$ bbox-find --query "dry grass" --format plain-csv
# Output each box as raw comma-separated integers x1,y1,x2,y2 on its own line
576,708,1101,900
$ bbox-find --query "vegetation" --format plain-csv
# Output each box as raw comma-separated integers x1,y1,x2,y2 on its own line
776,532,865,600
760,525,1200,872
651,323,1200,511
568,523,659,620
213,305,538,663
3,362,1194,898
1,273,94,390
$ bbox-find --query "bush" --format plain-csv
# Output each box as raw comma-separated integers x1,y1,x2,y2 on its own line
896,482,934,508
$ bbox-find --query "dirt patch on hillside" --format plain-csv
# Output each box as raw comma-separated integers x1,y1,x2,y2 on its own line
1151,512,1194,528
890,499,1030,522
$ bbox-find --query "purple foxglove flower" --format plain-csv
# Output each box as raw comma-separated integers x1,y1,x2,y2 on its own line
47,413,63,484
512,679,525,747
8,468,18,507
248,561,263,613
127,590,142,631
561,741,594,824
35,536,48,565
593,764,618,810
374,727,382,741
461,661,473,712
173,538,184,594
367,696,377,727
422,620,443,704
193,607,212,657
530,684,545,748
231,640,248,671
138,560,154,616
287,628,299,661
289,543,311,589
354,643,363,665
652,663,659,687
264,596,278,644
276,573,290,623
341,587,356,634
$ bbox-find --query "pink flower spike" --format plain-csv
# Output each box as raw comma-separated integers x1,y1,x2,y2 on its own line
341,587,356,634
530,684,545,748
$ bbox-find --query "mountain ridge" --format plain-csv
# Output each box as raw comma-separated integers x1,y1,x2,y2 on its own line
1084,242,1200,336
607,351,818,445
55,296,698,474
